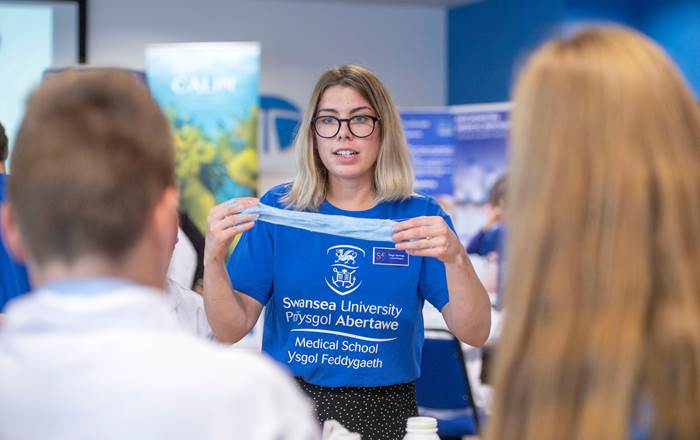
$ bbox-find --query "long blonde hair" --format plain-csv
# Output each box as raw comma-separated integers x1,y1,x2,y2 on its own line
281,64,414,211
487,26,700,440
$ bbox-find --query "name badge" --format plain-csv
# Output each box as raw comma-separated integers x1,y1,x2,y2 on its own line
372,247,409,266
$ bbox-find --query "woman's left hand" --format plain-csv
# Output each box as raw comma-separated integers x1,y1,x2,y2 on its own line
392,216,464,264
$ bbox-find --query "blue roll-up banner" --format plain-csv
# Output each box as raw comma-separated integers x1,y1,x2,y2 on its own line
452,105,510,204
401,111,456,198
145,42,261,234
402,103,510,297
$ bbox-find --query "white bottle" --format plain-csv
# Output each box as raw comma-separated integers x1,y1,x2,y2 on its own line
402,416,440,440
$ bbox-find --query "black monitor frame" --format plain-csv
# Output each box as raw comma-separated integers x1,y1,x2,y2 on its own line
52,0,87,62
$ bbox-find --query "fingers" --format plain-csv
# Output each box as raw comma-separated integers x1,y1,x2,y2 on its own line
220,213,259,232
392,216,433,233
394,234,448,255
392,226,441,244
206,220,254,257
393,216,461,261
209,198,258,226
209,197,259,220
205,198,260,264
392,216,448,244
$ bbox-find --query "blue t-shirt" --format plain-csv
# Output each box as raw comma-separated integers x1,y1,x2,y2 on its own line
228,184,452,387
0,173,31,311
466,224,503,256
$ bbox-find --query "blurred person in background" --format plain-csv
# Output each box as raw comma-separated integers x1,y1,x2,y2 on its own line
466,174,505,263
0,69,317,440
466,174,508,391
487,26,700,440
466,173,506,309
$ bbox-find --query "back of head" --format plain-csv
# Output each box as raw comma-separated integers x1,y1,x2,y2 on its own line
488,26,700,439
7,69,175,267
283,64,414,210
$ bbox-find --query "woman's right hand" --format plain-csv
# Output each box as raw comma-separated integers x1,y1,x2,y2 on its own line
204,197,260,266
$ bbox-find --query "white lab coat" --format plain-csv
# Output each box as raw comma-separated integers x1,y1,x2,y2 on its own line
167,227,198,289
166,277,212,339
0,285,319,440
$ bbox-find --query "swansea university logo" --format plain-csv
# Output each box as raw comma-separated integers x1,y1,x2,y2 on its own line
325,245,366,296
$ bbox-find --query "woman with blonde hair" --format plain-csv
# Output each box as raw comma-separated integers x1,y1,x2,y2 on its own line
487,26,700,440
204,64,491,440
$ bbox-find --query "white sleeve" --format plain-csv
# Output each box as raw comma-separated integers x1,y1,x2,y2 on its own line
167,228,198,289
165,278,213,339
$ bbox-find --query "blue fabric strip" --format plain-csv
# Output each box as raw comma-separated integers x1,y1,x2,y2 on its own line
241,203,397,243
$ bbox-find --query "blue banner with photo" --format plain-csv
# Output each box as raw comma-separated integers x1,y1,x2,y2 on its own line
402,104,510,298
145,42,261,234
401,112,455,198
452,106,510,205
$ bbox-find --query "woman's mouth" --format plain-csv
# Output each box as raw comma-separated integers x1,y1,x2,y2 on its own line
334,149,358,157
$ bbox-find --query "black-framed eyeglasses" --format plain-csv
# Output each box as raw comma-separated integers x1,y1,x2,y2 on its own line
311,115,381,138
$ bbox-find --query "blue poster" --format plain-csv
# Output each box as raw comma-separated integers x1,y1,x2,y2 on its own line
401,111,455,197
450,104,510,298
401,104,510,299
452,105,510,205
145,42,261,233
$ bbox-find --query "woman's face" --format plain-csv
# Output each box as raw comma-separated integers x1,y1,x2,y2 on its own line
314,85,381,187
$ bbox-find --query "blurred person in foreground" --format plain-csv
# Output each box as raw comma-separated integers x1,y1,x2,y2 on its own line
1,117,209,336
0,68,318,440
487,26,700,440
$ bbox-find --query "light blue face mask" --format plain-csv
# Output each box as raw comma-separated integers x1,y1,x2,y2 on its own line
240,203,397,243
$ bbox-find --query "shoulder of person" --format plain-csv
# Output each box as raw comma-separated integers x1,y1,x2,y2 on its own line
399,193,447,216
215,349,312,405
260,183,293,208
224,349,289,378
215,350,318,437
144,340,317,437
170,339,291,389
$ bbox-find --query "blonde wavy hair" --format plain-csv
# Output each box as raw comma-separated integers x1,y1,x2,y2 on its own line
487,26,700,440
281,64,414,211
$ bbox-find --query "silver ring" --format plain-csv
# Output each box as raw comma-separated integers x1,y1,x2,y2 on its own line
425,236,432,241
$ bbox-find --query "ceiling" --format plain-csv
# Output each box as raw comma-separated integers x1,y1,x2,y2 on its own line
262,0,481,8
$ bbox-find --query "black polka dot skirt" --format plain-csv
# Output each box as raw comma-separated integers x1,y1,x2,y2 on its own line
296,378,418,440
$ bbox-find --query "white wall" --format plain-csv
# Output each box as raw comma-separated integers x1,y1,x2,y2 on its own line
89,0,445,107
89,0,446,189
